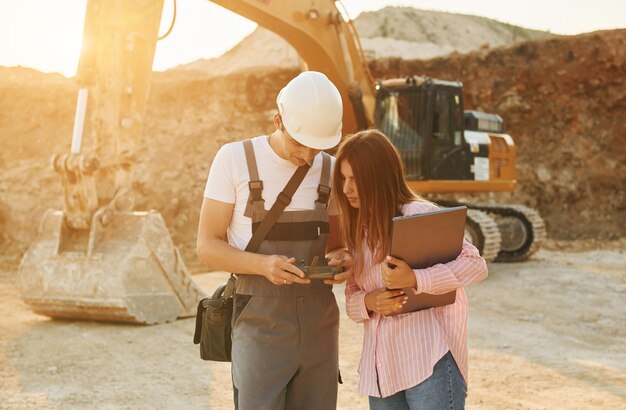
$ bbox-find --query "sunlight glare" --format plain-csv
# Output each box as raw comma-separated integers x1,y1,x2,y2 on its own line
153,0,256,72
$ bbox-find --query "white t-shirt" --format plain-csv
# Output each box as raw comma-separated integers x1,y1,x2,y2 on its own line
204,135,338,251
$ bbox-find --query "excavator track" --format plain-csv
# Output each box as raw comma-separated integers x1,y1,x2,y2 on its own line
437,200,501,262
464,209,501,262
472,204,546,262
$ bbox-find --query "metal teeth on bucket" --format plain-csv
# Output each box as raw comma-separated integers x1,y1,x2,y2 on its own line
19,210,204,324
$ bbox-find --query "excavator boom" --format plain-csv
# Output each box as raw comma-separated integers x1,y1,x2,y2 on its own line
211,0,376,132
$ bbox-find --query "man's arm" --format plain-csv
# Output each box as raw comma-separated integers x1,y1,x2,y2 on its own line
196,197,309,285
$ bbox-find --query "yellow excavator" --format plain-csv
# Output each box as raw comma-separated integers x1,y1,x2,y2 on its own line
19,0,545,324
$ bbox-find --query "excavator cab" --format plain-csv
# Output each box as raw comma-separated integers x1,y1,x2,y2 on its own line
375,77,470,181
375,77,508,182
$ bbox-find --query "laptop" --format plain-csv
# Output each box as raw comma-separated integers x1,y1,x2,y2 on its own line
388,206,467,312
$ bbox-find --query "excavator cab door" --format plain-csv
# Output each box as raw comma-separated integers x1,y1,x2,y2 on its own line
375,85,427,179
375,80,472,181
425,85,471,180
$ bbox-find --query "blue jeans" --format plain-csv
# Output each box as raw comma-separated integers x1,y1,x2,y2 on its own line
369,351,467,410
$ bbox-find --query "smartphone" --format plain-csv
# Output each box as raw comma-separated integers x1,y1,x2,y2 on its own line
306,266,344,279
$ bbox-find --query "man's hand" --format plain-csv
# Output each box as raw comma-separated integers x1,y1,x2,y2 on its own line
382,256,417,290
324,249,353,285
364,288,407,316
261,255,311,286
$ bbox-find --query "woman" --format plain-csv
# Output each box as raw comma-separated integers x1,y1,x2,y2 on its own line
333,129,488,409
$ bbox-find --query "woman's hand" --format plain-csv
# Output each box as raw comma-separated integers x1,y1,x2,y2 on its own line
325,249,353,285
382,256,417,290
365,288,407,316
261,255,310,286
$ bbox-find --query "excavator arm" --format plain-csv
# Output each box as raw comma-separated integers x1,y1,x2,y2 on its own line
211,0,376,132
18,0,204,324
71,0,165,226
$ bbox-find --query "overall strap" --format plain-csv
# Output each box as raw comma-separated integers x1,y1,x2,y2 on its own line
246,163,311,253
243,139,264,206
243,140,263,207
225,139,311,298
316,152,332,207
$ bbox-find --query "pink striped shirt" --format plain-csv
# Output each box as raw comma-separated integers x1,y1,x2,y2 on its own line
345,201,488,398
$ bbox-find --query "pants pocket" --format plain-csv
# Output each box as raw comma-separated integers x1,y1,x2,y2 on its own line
232,293,252,328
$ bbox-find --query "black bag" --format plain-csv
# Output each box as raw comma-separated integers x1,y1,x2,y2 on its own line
193,159,311,361
193,276,236,361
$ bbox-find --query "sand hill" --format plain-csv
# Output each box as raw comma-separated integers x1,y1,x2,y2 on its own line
175,7,552,77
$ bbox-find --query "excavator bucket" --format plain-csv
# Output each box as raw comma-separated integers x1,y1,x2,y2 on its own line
19,209,204,324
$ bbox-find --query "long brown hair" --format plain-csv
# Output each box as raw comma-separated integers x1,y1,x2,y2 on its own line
333,129,429,266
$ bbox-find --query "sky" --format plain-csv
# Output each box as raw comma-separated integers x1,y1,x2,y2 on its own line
1,0,625,77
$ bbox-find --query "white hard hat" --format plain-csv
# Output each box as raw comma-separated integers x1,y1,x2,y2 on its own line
276,71,343,150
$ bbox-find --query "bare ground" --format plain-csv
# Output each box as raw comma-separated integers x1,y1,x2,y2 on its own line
1,28,625,410
1,241,625,409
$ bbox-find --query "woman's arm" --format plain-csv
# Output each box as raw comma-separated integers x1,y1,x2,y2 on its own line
383,240,487,294
346,274,406,320
414,240,487,294
345,275,372,323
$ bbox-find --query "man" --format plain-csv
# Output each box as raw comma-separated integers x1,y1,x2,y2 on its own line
197,71,350,409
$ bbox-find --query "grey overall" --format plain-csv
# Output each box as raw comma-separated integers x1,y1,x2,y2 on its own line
231,140,339,410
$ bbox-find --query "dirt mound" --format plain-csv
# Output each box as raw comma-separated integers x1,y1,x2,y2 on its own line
369,29,626,239
172,7,552,77
355,7,551,59
0,69,74,253
175,28,300,77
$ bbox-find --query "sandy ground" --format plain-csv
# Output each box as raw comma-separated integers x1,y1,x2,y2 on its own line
1,243,625,409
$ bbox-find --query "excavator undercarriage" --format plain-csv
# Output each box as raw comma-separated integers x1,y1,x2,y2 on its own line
474,203,545,262
443,201,546,262
464,209,502,262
